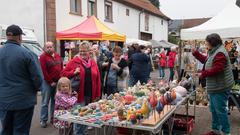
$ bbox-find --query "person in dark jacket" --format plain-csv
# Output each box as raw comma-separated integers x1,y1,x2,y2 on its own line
104,46,129,95
127,43,139,70
0,25,43,135
129,45,150,86
40,41,63,128
192,33,234,135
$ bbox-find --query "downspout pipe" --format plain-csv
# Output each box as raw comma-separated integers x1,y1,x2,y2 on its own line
43,0,47,44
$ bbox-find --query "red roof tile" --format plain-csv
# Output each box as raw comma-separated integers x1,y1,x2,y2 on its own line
114,0,170,20
182,18,211,29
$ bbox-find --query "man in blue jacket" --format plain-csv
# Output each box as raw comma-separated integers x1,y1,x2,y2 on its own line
0,25,43,135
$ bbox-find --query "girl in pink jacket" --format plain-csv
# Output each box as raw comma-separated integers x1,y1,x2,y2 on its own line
53,77,77,135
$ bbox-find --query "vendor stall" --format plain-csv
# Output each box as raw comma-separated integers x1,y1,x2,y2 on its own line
56,16,126,42
56,80,197,135
56,16,126,60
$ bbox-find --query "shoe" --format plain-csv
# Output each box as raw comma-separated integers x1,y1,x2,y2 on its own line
202,131,220,135
87,126,93,130
40,121,47,128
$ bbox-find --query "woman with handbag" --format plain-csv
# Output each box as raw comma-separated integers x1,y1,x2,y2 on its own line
104,46,129,95
61,41,101,135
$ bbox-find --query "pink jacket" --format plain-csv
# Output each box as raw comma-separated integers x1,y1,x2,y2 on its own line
168,51,177,68
54,92,77,110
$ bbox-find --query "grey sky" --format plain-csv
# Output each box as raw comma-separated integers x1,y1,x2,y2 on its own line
159,0,230,19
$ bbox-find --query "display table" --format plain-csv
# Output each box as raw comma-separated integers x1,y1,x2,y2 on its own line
56,91,196,135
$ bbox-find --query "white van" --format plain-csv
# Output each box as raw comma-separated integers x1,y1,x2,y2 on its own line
0,24,43,57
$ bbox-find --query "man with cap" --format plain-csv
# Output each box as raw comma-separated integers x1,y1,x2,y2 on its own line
0,25,43,135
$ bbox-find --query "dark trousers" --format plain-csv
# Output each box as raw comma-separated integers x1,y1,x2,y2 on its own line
169,68,174,82
129,75,148,87
0,107,34,135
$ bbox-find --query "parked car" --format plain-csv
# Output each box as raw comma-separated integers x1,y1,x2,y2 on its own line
0,24,43,57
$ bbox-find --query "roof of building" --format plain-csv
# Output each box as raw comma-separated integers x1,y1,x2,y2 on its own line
114,0,170,20
181,18,210,29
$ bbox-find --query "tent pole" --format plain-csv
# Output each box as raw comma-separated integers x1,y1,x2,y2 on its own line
178,40,183,82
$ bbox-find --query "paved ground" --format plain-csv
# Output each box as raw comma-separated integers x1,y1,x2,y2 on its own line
30,70,240,135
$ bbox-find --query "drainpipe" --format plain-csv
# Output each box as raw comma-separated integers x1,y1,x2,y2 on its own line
43,0,47,44
138,9,144,39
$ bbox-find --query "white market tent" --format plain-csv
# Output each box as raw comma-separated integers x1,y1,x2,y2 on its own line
181,0,240,40
126,38,152,46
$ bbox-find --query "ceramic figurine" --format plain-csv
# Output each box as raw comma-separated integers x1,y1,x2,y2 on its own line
156,100,164,116
124,94,135,105
141,100,150,118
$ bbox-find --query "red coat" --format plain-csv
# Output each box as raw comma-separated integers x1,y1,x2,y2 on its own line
168,51,177,68
192,50,226,78
39,52,63,84
159,52,167,67
61,57,101,103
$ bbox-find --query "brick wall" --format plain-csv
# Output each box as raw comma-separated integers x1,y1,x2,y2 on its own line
46,0,56,43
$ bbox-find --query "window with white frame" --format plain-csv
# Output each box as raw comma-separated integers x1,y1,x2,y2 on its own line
145,14,149,31
105,1,113,21
70,0,81,15
88,0,97,16
126,9,130,16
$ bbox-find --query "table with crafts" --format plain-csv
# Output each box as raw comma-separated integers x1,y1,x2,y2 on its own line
56,82,196,135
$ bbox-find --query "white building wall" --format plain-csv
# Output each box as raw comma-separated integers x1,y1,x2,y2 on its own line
0,0,44,46
56,0,168,41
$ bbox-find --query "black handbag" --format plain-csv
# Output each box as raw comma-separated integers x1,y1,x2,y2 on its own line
70,75,80,92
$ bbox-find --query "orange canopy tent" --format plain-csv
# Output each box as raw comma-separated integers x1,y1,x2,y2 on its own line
56,16,126,42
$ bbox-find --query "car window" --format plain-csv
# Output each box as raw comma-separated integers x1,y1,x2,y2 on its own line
21,42,43,56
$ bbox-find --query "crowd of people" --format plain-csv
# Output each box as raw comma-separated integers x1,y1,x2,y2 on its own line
0,25,236,135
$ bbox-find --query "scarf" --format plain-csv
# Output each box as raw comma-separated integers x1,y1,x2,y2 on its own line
79,56,92,68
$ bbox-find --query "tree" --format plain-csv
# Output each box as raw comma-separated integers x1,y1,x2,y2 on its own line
149,0,160,9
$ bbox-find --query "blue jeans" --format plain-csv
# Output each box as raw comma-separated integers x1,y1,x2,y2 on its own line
209,90,230,134
0,107,34,135
129,75,148,87
40,80,56,122
159,66,165,78
74,96,91,135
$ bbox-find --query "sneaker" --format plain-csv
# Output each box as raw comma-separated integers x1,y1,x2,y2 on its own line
87,126,93,130
40,121,47,128
202,131,220,135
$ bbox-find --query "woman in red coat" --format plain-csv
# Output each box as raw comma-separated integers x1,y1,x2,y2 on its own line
158,48,167,79
61,41,101,135
168,47,177,81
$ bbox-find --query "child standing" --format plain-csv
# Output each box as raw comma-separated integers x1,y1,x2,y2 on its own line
53,77,77,135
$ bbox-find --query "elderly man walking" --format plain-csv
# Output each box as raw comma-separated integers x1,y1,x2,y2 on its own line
0,24,43,135
39,41,63,128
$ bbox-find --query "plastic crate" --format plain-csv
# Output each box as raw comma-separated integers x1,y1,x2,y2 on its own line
163,114,195,135
173,114,194,134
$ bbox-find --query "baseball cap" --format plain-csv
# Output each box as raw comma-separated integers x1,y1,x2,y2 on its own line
6,24,25,36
